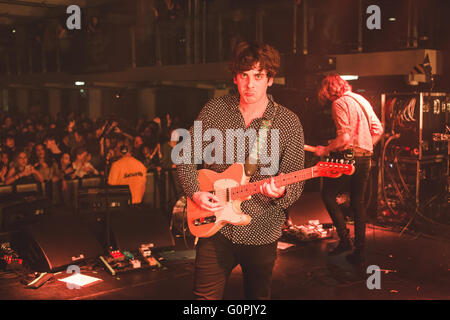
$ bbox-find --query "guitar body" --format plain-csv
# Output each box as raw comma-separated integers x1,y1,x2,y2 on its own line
187,163,251,238
185,160,354,238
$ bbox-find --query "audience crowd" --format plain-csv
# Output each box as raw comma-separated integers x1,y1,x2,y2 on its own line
0,110,181,188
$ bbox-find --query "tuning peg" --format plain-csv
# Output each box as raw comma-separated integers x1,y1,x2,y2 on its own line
351,160,355,165
340,159,344,164
326,158,329,162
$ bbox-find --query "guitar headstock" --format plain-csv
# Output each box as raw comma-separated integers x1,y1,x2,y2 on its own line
314,159,355,178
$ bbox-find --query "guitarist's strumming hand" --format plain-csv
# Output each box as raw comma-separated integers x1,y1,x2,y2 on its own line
259,175,286,198
193,191,225,212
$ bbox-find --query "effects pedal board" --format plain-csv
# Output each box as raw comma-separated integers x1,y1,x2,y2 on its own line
99,248,162,276
282,220,335,242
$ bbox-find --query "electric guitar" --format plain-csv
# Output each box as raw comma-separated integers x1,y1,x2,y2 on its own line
187,160,355,238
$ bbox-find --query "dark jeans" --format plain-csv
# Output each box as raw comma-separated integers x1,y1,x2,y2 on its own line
321,156,372,252
194,232,278,300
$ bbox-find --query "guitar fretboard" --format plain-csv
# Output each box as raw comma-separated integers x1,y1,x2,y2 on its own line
229,167,315,200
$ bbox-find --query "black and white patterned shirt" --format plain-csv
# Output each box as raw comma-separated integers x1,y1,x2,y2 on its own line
176,94,305,245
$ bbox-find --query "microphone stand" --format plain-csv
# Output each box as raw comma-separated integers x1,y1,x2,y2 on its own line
99,120,114,251
99,120,128,251
104,136,111,251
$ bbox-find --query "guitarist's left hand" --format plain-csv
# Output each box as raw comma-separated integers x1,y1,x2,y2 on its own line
260,175,286,199
314,145,330,157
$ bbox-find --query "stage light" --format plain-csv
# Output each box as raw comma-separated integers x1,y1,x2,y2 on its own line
75,81,85,86
340,75,359,81
389,17,396,22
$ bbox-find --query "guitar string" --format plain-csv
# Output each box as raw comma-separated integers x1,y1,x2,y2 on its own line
227,169,313,200
212,163,350,201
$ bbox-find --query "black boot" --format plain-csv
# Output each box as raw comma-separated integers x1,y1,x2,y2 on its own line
346,248,365,267
328,229,352,256
328,239,353,255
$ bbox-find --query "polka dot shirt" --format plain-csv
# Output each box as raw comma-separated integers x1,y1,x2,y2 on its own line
176,94,305,245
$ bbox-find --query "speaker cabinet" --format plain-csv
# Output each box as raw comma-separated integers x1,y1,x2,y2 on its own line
109,208,175,252
12,215,103,272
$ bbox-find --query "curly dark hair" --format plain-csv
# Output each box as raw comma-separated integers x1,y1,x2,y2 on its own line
229,41,280,79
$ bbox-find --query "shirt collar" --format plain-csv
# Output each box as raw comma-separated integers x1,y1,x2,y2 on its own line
263,94,276,121
231,94,276,121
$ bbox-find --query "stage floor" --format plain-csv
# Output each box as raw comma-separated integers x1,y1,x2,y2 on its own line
0,192,448,300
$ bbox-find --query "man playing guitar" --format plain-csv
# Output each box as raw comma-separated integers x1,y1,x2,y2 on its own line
315,74,383,267
176,41,305,300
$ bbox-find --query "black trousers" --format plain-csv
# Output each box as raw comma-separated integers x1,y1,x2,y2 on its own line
321,156,372,252
193,232,278,300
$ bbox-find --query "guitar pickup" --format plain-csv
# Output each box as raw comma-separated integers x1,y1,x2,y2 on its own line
193,216,217,226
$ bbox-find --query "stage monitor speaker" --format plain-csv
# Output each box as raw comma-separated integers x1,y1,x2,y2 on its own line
109,209,175,252
12,215,103,272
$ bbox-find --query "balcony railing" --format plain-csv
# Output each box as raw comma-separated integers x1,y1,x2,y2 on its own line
0,0,444,77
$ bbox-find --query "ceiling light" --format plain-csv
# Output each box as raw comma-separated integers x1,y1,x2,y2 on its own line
340,75,359,81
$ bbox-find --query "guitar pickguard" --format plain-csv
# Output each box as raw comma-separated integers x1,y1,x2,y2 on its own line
213,178,244,219
213,178,239,196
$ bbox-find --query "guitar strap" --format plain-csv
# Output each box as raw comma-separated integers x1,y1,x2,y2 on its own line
342,93,372,131
342,93,372,153
243,100,289,224
244,101,279,177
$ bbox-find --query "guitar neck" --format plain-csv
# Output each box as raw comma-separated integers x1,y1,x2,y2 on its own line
230,167,315,200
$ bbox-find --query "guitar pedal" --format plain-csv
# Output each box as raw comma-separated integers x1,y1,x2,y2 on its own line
122,251,134,260
139,245,152,258
110,250,125,261
145,256,159,267
130,259,141,269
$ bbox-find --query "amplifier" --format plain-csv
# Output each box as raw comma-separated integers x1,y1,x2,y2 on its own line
381,92,449,158
77,185,131,214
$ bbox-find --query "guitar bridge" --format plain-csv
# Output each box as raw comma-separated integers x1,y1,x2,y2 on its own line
193,216,217,226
